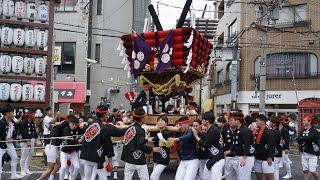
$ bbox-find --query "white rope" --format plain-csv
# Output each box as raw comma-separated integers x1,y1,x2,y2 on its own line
0,140,124,151
0,135,83,143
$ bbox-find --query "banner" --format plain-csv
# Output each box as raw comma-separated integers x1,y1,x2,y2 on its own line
54,46,62,65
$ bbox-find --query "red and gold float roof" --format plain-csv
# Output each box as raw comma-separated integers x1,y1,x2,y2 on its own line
121,27,213,74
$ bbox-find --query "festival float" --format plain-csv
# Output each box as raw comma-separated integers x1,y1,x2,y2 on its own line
118,0,213,161
120,0,212,126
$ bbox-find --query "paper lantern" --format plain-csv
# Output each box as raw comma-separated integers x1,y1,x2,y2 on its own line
0,82,10,101
26,1,37,22
11,55,24,74
25,28,36,47
1,26,13,45
34,83,45,102
22,83,33,101
0,54,11,74
35,57,46,75
37,29,48,50
2,0,14,19
10,83,22,102
24,56,35,75
13,28,25,46
15,0,26,20
38,2,48,23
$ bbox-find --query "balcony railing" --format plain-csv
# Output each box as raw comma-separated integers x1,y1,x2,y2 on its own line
250,72,319,80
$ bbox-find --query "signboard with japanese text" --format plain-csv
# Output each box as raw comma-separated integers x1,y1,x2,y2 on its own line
56,89,75,99
54,46,62,65
28,81,86,103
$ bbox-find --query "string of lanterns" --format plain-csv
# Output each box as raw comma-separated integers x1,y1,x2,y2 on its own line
0,55,46,75
0,0,50,107
2,0,49,23
0,82,45,102
1,26,48,49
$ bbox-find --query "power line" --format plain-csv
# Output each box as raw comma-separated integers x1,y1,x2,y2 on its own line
54,22,128,34
54,28,121,38
158,2,245,14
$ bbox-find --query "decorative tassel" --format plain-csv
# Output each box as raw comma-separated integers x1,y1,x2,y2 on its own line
184,48,193,73
124,62,131,71
121,56,126,64
119,49,124,56
183,66,190,73
186,48,193,64
116,41,122,51
184,31,194,48
124,63,129,71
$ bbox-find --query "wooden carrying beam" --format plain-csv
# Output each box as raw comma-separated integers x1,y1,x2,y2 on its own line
148,5,163,31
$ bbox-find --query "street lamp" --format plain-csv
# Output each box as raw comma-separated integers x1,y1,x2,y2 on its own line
286,70,299,105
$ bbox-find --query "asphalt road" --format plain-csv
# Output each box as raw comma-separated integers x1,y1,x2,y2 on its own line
1,154,317,180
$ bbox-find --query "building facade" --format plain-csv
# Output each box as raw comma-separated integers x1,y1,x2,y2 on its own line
52,0,88,114
90,0,150,111
52,0,150,114
214,0,320,125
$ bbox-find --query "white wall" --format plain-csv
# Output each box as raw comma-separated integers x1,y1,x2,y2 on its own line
90,0,133,110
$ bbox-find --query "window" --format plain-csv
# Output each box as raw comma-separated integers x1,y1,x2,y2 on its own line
254,53,318,79
228,19,237,38
217,70,223,83
95,44,101,63
310,54,318,76
55,0,77,12
276,4,308,26
97,0,102,15
55,42,76,73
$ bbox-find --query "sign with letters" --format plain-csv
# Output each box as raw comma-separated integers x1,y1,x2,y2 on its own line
56,89,75,99
212,45,239,61
54,46,62,65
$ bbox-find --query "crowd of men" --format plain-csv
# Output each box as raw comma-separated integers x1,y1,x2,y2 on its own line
0,103,319,180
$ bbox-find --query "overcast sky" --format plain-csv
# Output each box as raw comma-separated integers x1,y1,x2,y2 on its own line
151,0,216,30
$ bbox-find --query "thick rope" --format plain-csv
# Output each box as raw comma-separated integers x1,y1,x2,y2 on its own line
139,74,194,96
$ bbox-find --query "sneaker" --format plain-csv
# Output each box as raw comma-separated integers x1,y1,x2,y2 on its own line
20,171,27,176
11,174,24,179
283,174,292,179
24,169,32,174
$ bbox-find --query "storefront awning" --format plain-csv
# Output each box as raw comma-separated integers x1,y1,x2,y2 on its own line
54,82,86,103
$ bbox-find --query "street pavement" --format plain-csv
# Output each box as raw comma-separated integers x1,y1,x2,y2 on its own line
1,154,317,180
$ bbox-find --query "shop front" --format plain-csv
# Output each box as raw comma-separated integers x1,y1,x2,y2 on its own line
53,82,86,115
215,90,320,122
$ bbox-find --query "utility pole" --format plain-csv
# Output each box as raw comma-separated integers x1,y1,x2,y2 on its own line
85,0,93,115
258,4,268,115
257,0,280,115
